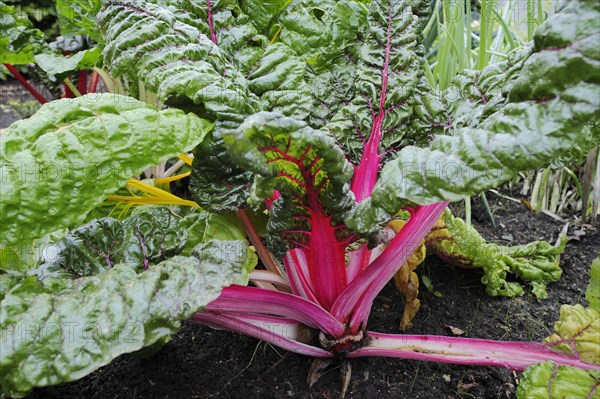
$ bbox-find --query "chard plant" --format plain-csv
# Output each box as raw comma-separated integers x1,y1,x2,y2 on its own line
1,0,599,397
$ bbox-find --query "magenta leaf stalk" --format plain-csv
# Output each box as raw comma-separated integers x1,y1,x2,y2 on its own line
346,0,395,279
331,202,449,329
283,248,319,302
303,204,348,310
206,0,218,45
348,332,600,371
4,63,48,104
205,285,346,337
228,312,305,336
192,311,332,358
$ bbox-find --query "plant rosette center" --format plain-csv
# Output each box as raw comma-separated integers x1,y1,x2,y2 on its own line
319,329,367,354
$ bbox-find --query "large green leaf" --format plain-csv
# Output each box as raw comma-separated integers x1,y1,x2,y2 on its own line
0,94,212,246
0,1,46,64
517,361,599,399
38,206,194,278
98,0,260,124
326,0,430,166
222,112,355,254
32,205,257,280
240,0,287,34
587,256,600,312
517,302,600,398
277,0,368,68
544,304,600,365
346,0,600,231
34,48,102,82
56,0,104,43
247,42,312,120
276,0,368,129
144,0,274,65
99,0,317,213
180,209,258,272
0,240,251,398
425,209,565,299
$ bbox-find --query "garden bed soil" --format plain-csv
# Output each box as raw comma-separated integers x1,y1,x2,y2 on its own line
25,192,599,399
1,81,27,129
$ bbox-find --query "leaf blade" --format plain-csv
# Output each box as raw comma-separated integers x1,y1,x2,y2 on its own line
346,0,600,232
0,240,250,398
0,94,212,246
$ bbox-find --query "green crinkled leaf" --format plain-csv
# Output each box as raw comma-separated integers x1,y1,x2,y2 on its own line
587,256,600,312
425,209,565,299
326,0,429,166
418,46,531,138
248,42,311,121
189,131,253,212
277,0,368,68
240,0,287,34
181,210,247,252
144,0,272,76
39,206,193,278
271,1,369,130
0,1,46,64
34,48,102,81
346,0,600,231
222,112,355,254
98,0,260,124
0,94,212,247
0,240,250,398
517,361,600,399
31,206,256,282
305,56,359,129
278,0,368,129
544,304,600,365
56,0,104,43
0,230,67,275
180,210,258,272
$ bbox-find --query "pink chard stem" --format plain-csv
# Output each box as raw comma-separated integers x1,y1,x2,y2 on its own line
346,0,396,278
331,202,449,331
4,64,48,104
283,248,319,303
205,285,345,337
349,332,600,371
87,70,100,93
192,311,332,358
206,0,218,45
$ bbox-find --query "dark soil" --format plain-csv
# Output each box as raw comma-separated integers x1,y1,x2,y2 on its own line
25,192,599,399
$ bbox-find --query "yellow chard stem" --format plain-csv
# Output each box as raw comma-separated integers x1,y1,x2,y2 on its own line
107,178,199,208
154,172,191,185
